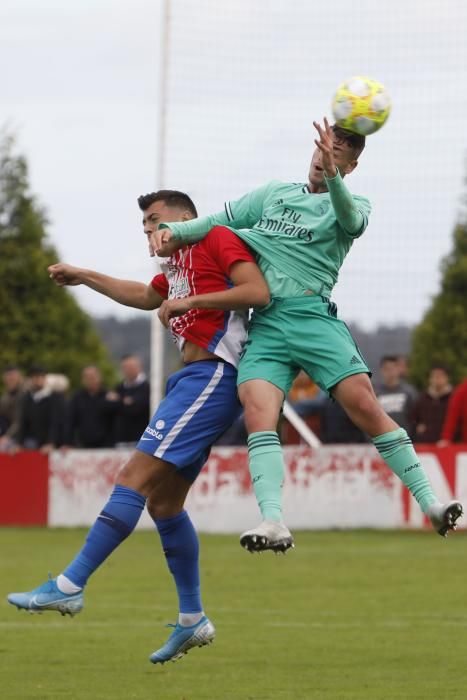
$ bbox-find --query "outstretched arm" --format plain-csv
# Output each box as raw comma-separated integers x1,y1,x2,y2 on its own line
158,260,270,327
48,263,163,310
150,182,273,256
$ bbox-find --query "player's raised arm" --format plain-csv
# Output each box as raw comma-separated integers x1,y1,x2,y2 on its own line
48,263,163,310
313,118,370,237
152,182,273,255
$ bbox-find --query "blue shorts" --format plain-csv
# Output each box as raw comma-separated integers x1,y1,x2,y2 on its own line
136,360,241,482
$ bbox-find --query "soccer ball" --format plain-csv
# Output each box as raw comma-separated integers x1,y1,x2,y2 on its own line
331,76,391,136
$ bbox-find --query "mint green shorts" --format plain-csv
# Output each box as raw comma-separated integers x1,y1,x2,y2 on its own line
237,296,370,396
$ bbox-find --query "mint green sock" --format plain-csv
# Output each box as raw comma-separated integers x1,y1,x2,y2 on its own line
248,431,284,521
372,428,437,513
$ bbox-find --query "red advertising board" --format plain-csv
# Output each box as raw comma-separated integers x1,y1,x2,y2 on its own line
1,446,466,531
0,451,49,525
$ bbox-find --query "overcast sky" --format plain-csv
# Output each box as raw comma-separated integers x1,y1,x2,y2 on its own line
2,0,467,329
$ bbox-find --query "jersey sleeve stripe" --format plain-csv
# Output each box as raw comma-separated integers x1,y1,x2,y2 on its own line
224,201,234,222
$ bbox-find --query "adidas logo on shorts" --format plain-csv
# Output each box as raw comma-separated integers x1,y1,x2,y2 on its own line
350,355,361,365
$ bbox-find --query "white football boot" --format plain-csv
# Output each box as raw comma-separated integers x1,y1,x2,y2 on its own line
240,520,294,553
426,501,463,537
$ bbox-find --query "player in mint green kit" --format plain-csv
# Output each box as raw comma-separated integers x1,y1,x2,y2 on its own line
152,118,463,551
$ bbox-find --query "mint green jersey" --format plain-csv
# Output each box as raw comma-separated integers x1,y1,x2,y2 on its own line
166,176,371,298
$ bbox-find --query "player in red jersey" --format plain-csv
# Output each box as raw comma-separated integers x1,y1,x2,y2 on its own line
8,190,269,665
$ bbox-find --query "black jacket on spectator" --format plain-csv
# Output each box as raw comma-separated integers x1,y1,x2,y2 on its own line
113,378,150,444
0,387,24,440
412,390,452,443
65,389,115,448
18,389,65,448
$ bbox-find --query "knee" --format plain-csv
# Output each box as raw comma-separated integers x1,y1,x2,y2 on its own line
148,502,182,521
242,397,265,424
239,388,279,433
147,493,183,521
335,376,377,418
116,461,138,489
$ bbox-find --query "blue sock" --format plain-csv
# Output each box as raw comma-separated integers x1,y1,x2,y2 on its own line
153,510,202,614
62,485,146,588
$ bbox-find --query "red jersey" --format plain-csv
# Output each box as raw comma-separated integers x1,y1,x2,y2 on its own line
151,226,255,368
441,380,467,442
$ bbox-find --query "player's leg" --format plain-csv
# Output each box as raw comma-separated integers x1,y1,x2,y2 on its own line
240,378,284,522
333,373,463,536
138,359,240,663
236,307,298,552
7,359,240,624
145,472,214,664
289,295,462,536
6,451,173,615
237,379,294,552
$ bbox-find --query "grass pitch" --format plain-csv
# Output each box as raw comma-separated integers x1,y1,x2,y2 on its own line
1,527,467,699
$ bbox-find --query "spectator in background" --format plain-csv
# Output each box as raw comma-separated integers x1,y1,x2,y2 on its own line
288,371,322,415
395,355,418,400
18,365,65,452
439,378,467,446
375,355,417,437
287,371,367,443
107,355,150,446
0,365,25,451
320,398,369,444
65,366,115,448
283,372,323,443
412,365,452,443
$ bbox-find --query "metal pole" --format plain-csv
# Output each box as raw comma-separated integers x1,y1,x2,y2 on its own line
150,0,170,413
282,400,321,447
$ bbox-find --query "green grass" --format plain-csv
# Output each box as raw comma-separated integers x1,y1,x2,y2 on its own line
1,528,467,699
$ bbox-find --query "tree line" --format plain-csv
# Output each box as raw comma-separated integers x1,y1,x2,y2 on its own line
1,133,466,389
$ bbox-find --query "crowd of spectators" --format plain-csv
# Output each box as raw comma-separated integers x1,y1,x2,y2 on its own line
0,355,150,453
0,352,465,451
286,356,466,446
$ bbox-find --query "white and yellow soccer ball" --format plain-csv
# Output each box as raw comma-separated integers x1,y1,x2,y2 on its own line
331,76,391,136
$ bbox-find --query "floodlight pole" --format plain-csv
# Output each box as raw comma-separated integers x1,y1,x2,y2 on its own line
150,0,170,412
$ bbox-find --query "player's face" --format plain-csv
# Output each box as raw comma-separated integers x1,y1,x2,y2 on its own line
142,201,187,257
142,201,181,236
308,137,357,189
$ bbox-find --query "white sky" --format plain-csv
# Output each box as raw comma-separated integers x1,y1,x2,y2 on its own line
2,0,467,329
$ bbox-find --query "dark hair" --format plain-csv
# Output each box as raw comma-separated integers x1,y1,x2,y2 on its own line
27,364,47,376
429,364,450,375
3,364,20,373
332,125,366,158
379,355,399,367
137,190,197,217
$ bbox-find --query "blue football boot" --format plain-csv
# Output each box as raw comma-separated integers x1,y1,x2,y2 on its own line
149,616,215,664
7,575,83,616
